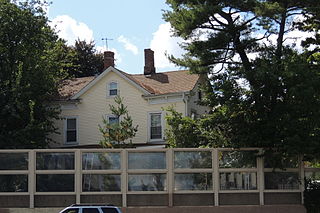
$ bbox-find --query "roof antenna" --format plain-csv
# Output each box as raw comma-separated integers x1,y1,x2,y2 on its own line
102,37,113,51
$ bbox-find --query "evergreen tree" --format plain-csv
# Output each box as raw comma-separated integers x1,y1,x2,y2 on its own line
164,0,320,159
99,96,138,148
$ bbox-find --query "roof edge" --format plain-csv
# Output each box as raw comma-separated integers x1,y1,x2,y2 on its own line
71,67,151,100
142,91,190,98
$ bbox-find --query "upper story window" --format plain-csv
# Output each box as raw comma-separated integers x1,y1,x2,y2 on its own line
108,82,118,97
198,90,202,101
149,112,163,141
106,115,120,141
107,115,119,125
65,117,77,144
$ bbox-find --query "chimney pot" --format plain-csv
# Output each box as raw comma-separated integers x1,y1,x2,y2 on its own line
104,51,115,69
144,48,155,75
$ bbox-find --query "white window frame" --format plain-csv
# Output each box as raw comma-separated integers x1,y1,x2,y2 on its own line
107,81,119,98
64,116,78,145
147,111,164,142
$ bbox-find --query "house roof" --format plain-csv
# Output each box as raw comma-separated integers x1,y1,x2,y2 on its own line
58,76,95,100
57,69,200,100
120,70,199,95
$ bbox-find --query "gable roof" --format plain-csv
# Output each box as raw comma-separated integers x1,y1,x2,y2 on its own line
58,76,95,100
57,68,200,100
120,70,199,95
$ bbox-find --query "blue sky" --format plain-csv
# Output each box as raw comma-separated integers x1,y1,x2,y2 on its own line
47,0,184,74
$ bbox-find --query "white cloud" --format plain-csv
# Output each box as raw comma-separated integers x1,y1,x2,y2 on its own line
150,23,185,69
117,35,139,55
49,15,94,45
256,15,315,51
256,30,315,53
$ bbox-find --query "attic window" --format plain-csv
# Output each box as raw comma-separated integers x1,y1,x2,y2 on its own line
108,82,118,97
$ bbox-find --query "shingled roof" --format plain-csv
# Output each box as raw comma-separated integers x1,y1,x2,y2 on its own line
57,69,200,100
120,70,199,95
58,76,95,100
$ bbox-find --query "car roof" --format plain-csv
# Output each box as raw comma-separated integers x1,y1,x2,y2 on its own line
70,204,117,207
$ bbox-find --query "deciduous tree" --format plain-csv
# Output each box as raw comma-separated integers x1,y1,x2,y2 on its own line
0,0,66,148
70,39,104,77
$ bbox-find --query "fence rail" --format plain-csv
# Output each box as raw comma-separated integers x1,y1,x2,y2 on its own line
0,148,319,208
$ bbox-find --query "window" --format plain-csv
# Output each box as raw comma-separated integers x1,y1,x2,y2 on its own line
83,209,99,213
106,115,119,139
108,82,118,97
198,90,202,100
108,115,119,125
149,112,162,140
65,118,77,144
101,208,119,213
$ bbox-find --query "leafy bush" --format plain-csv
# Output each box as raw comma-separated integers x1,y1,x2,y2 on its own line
304,179,320,213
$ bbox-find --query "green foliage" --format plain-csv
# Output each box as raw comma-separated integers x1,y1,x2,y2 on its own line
165,106,205,148
99,96,138,148
165,106,228,148
164,0,320,160
49,41,79,79
207,49,320,159
70,39,104,77
0,0,66,148
304,179,320,213
43,37,104,78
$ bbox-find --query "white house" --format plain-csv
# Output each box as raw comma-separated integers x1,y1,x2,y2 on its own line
50,49,209,148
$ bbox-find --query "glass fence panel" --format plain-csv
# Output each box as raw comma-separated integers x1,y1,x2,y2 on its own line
220,172,257,190
174,173,212,191
128,174,167,191
128,152,166,170
0,175,28,192
264,172,299,190
219,151,258,168
82,174,121,192
174,151,212,169
264,154,299,168
82,152,121,170
0,153,28,170
36,174,74,192
36,152,75,170
305,171,320,181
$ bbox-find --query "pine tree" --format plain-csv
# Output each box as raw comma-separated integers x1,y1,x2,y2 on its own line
164,0,320,159
99,96,138,148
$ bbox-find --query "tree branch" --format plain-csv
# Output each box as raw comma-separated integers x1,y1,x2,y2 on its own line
218,10,252,73
211,15,228,26
276,9,288,60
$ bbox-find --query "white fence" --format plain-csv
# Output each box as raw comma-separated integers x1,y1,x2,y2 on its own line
0,148,319,208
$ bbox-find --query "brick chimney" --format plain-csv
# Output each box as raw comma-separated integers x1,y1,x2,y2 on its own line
144,48,155,75
104,51,115,69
